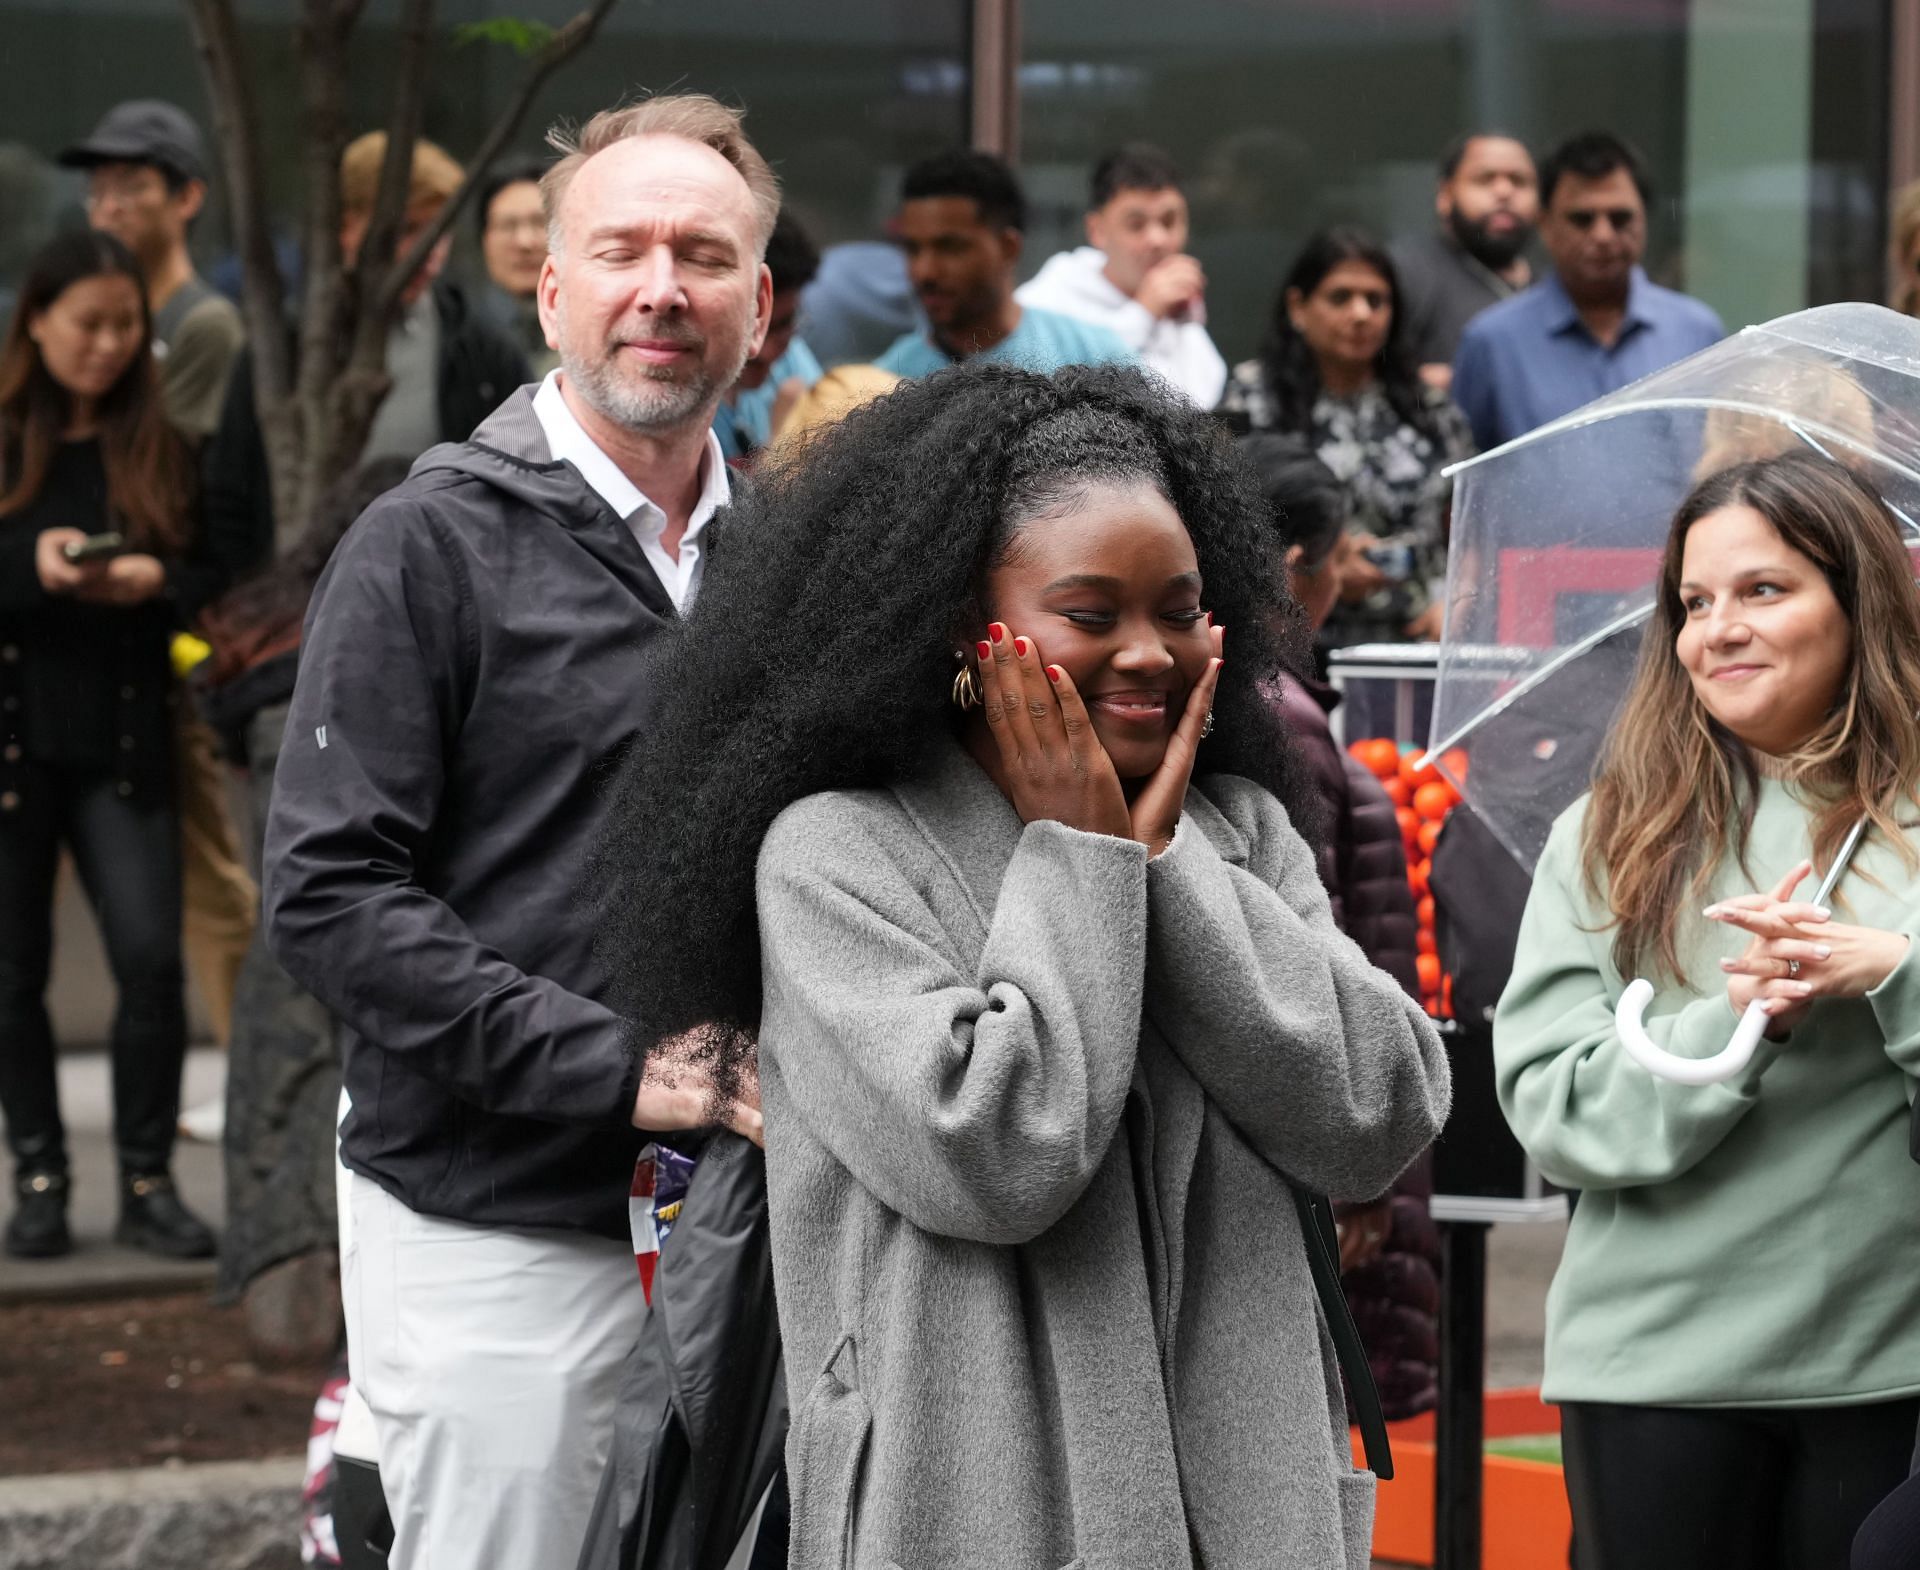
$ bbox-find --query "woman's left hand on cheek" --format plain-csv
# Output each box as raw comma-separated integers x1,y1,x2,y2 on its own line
1127,621,1223,859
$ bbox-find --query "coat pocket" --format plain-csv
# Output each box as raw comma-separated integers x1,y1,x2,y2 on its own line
789,1334,874,1570
1337,1469,1377,1570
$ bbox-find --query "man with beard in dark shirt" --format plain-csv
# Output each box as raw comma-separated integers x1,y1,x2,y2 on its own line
1392,133,1539,390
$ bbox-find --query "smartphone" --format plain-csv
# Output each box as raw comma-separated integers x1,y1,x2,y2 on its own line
62,531,126,564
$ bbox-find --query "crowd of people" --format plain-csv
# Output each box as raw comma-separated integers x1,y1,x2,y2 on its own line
2,77,1919,1570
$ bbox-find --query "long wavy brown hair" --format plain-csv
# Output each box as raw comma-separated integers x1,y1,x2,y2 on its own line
1584,451,1920,984
0,229,192,551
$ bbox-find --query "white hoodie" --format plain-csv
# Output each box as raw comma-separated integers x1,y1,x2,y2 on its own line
1015,246,1229,408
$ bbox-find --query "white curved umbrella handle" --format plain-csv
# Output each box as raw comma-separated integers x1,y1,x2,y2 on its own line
1614,979,1768,1086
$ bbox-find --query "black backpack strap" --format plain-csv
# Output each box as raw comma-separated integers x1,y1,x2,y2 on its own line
1292,1184,1394,1479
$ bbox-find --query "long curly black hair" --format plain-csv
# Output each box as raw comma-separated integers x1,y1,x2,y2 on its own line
596,361,1316,1046
1256,225,1444,444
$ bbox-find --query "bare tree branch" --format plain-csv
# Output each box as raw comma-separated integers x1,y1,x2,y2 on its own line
315,0,435,492
376,0,623,320
282,0,368,544
180,0,290,404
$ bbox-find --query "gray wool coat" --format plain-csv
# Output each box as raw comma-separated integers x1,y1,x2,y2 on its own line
755,743,1451,1570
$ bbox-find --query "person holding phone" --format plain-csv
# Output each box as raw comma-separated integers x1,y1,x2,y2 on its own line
1217,227,1473,650
0,230,247,1260
601,362,1451,1569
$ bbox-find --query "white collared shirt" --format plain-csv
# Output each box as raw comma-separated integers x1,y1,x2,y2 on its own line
530,370,731,613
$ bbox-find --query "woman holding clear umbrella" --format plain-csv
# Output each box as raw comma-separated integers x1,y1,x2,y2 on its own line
1495,450,1920,1569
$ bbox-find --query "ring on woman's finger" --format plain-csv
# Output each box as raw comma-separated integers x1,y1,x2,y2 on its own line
1786,958,1801,978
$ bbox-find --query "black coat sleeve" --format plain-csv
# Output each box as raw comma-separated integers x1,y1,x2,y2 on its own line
261,497,641,1126
198,349,278,579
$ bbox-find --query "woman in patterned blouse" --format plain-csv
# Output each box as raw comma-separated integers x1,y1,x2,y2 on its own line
1218,227,1474,648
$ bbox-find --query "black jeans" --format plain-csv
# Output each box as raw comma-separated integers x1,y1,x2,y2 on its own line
0,763,186,1175
1563,1397,1920,1570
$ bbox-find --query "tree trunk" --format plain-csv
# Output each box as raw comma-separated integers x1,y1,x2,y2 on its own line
183,0,626,551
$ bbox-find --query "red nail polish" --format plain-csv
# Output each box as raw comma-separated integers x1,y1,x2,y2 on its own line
1046,665,1061,684
976,640,991,660
1014,637,1030,657
988,622,1006,642
1205,611,1213,625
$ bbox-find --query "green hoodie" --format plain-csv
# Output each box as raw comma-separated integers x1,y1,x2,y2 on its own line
1496,777,1920,1406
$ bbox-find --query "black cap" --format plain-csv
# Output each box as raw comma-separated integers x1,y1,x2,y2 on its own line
58,101,209,185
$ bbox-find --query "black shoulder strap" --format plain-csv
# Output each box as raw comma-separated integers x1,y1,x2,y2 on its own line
1292,1184,1395,1480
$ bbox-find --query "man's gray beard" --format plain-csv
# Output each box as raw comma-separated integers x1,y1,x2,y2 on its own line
561,321,756,435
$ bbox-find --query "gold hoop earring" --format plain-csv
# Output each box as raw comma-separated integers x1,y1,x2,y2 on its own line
1201,709,1215,739
952,653,981,712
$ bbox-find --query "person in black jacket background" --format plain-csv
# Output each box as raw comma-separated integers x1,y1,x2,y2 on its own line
262,95,774,1570
1246,431,1442,1422
0,230,252,1260
202,131,530,562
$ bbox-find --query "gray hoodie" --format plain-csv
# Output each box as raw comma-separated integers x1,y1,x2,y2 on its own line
756,742,1450,1569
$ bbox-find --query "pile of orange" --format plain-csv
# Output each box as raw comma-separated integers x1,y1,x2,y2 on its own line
1347,740,1467,1019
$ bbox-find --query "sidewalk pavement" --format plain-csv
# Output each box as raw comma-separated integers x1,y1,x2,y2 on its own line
0,1049,227,1304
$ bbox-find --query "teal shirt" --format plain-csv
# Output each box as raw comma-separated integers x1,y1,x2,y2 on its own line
1495,779,1920,1407
874,305,1136,379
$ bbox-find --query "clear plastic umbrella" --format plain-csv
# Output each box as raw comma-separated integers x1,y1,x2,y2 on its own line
1424,302,1920,1081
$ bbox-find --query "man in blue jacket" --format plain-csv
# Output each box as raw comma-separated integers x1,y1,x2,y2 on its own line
264,94,773,1570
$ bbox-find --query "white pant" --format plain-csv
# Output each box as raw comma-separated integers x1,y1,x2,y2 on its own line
342,1171,644,1570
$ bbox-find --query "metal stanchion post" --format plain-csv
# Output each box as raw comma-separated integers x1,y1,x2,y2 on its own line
1435,1219,1490,1570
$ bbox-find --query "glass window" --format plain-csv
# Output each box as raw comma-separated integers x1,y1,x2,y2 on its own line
0,0,970,301
1017,0,1890,375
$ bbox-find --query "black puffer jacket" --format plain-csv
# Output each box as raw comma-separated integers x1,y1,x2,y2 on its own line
1270,669,1440,1421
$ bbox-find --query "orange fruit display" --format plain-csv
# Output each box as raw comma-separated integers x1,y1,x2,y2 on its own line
1417,895,1435,928
1417,928,1436,956
1413,781,1458,822
1417,820,1443,856
1383,776,1411,808
1395,806,1420,848
1399,751,1441,790
1350,737,1402,781
1416,952,1442,993
1441,748,1470,784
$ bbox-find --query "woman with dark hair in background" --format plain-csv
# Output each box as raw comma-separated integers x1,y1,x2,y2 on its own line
600,362,1449,1569
0,229,248,1260
1242,431,1441,1421
1219,226,1473,648
1497,452,1920,1568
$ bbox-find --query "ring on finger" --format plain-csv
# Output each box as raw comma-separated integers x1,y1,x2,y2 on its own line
1786,958,1801,979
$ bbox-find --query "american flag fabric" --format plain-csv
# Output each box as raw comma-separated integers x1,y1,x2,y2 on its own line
630,1143,696,1303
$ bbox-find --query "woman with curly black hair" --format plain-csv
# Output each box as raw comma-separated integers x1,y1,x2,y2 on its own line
1218,226,1473,648
601,362,1449,1570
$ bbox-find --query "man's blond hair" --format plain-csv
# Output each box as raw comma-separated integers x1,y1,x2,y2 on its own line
339,131,464,220
542,95,780,256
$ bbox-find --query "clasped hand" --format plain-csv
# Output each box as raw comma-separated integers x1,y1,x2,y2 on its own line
1707,859,1909,1035
974,621,1224,859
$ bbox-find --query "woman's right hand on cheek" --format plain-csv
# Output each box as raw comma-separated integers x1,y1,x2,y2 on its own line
977,622,1132,841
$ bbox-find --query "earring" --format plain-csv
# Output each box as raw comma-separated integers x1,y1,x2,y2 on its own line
951,650,981,711
1201,709,1216,739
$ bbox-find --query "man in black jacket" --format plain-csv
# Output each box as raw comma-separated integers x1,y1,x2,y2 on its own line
263,94,774,1570
203,131,530,563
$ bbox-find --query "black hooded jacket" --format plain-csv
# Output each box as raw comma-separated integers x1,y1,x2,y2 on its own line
263,386,708,1237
